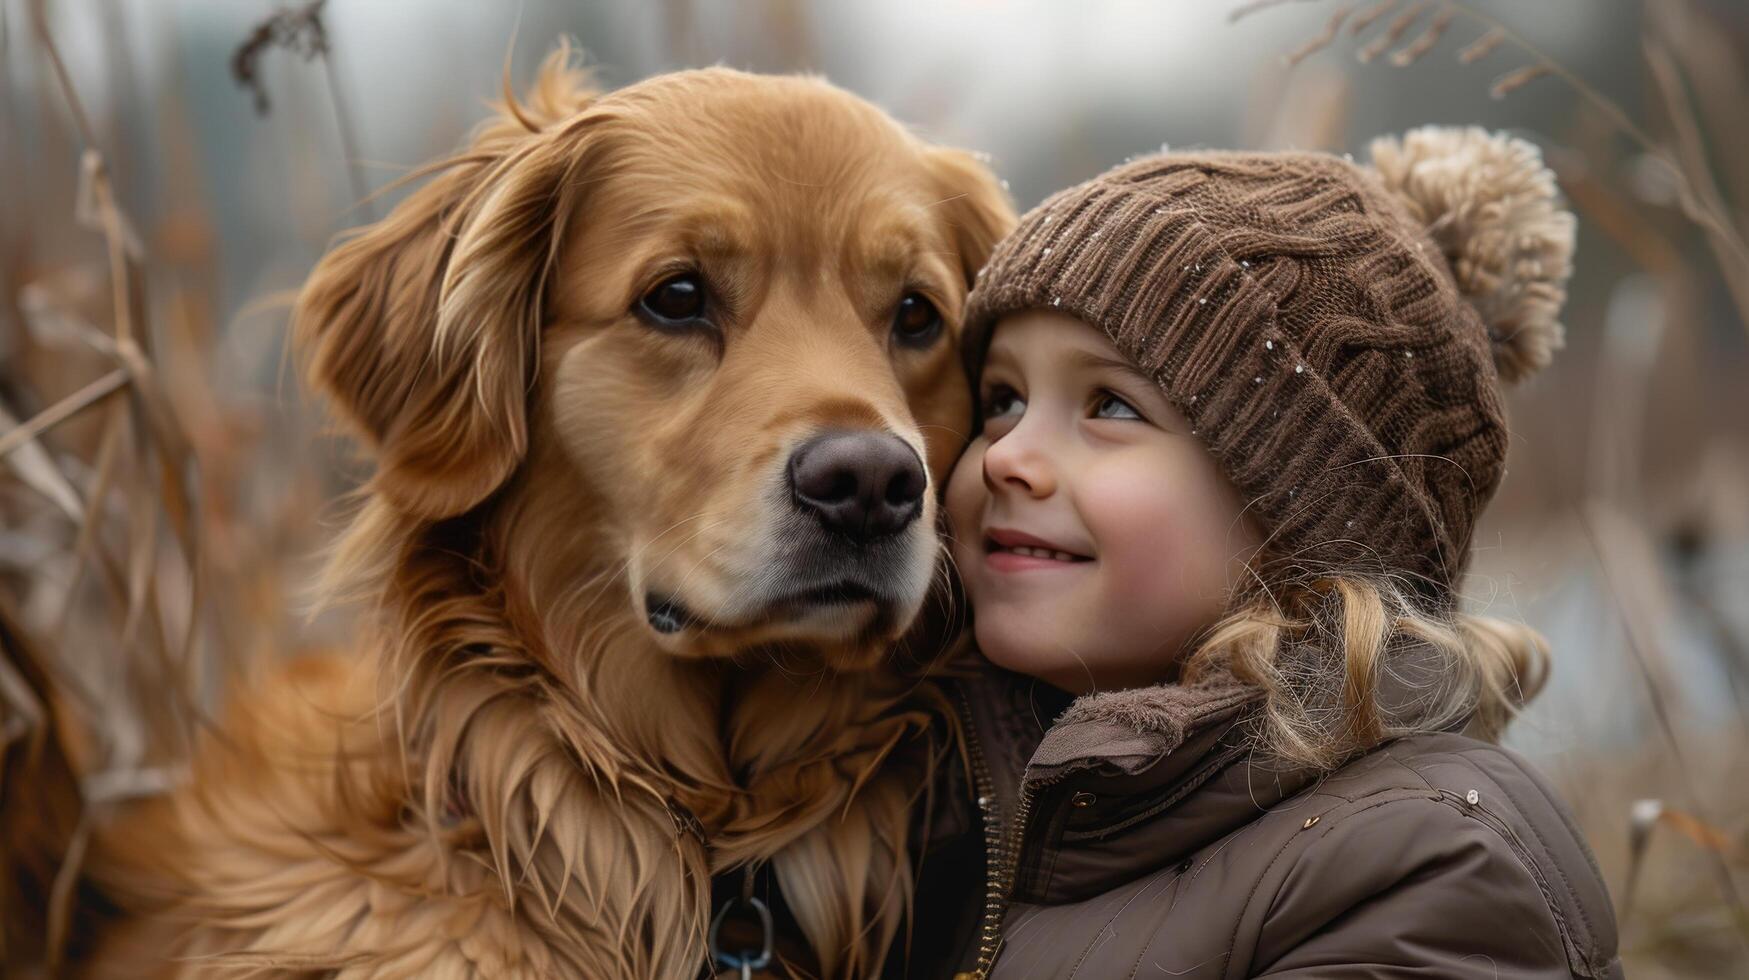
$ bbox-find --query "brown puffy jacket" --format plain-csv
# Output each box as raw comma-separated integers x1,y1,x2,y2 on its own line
890,660,1622,979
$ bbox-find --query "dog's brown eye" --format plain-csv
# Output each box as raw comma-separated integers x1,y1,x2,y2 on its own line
638,273,708,326
892,293,942,349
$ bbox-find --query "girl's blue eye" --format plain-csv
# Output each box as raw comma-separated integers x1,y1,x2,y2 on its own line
1093,391,1141,420
982,386,1024,421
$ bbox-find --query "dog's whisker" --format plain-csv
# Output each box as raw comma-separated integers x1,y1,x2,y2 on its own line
564,515,728,622
666,539,737,619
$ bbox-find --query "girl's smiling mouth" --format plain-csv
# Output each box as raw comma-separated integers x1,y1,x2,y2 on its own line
984,527,1094,571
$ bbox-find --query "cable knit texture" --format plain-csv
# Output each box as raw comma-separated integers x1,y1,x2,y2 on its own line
964,133,1575,595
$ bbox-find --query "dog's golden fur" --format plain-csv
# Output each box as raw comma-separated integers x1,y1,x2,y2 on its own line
78,50,1011,979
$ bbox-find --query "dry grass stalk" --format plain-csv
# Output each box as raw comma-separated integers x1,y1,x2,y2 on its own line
1228,0,1320,24
1623,798,1749,937
1389,9,1452,66
1654,805,1745,866
1489,64,1549,99
1457,26,1504,64
231,0,330,116
230,0,373,219
1349,0,1398,34
1234,0,1749,341
1442,1,1749,335
1284,4,1354,67
0,368,129,461
1,400,90,523
1643,37,1749,338
1579,503,1748,932
1648,1,1749,234
0,599,84,968
43,809,91,972
15,0,218,962
1357,0,1425,62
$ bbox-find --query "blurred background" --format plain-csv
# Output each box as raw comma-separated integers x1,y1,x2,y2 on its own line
2,0,1746,974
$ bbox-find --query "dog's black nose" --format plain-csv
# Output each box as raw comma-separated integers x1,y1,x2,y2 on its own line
789,431,926,542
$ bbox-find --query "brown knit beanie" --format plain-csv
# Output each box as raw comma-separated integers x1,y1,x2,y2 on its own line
962,126,1576,599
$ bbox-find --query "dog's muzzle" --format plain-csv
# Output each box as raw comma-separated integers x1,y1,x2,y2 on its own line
640,429,935,642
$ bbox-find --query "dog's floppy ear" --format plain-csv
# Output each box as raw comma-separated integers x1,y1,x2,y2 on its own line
294,51,602,520
926,148,1017,292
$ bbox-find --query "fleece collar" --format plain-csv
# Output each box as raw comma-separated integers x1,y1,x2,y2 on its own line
946,656,1268,812
1022,669,1264,787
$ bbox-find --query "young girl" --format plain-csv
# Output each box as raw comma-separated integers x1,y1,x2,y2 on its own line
919,128,1621,978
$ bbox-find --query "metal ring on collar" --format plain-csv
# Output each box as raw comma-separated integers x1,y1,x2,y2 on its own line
709,893,774,978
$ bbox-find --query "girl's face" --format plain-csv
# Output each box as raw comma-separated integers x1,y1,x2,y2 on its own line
946,311,1263,694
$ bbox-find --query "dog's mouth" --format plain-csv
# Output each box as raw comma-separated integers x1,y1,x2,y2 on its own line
637,490,937,655
777,580,879,608
644,593,699,634
644,580,882,636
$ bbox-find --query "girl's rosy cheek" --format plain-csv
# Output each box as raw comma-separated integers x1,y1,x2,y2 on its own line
1077,459,1193,601
1084,451,1244,601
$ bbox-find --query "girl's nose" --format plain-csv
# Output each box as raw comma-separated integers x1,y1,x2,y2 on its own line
982,424,1056,499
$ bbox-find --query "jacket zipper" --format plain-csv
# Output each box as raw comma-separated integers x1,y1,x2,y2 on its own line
952,685,1007,978
952,687,1063,980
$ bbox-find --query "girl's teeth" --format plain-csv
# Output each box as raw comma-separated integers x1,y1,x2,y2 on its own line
1009,545,1078,561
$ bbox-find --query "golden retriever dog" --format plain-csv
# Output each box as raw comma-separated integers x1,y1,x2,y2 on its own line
76,48,1011,979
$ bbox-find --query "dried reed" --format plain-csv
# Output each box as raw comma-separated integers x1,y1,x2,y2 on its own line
1238,0,1749,339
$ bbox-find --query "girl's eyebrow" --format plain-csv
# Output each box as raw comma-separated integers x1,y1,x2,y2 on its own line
1062,347,1153,386
980,347,1018,376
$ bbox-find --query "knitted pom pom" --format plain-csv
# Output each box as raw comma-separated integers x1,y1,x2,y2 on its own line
1367,126,1576,383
